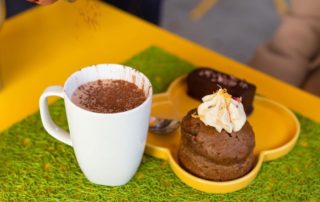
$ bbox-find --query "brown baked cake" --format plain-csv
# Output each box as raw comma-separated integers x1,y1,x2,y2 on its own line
178,109,255,181
187,68,256,115
178,89,255,181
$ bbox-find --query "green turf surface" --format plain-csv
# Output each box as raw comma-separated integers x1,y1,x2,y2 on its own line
0,47,319,201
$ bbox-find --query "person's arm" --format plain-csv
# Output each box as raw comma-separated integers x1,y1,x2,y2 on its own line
250,0,320,87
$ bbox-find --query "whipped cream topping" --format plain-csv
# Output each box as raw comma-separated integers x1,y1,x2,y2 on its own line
197,89,246,133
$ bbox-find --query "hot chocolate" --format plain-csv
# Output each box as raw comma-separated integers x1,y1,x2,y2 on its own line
71,79,146,113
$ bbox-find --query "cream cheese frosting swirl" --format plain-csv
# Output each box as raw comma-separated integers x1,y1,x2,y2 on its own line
197,89,246,133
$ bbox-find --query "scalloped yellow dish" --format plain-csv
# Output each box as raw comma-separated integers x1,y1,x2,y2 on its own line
145,76,300,193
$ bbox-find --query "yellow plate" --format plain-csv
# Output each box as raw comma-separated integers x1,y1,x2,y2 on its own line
145,76,300,193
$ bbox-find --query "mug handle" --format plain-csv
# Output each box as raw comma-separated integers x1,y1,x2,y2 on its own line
39,86,72,146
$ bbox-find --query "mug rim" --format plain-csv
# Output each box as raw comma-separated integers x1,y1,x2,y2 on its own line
63,64,153,116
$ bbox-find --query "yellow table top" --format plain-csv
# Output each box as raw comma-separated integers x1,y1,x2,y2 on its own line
0,0,319,131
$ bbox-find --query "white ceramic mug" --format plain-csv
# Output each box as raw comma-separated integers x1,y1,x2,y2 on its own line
39,64,152,186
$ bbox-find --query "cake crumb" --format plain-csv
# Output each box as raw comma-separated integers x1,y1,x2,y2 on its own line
43,163,51,171
21,138,30,146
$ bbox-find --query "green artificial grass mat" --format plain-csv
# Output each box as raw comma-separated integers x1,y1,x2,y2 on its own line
0,47,319,201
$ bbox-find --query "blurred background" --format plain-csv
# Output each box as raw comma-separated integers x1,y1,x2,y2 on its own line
3,0,319,97
5,0,278,63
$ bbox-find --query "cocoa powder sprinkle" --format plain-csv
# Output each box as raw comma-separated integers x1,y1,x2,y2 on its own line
71,79,146,113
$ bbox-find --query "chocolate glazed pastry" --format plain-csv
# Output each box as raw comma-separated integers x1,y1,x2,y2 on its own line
187,68,256,115
178,109,255,181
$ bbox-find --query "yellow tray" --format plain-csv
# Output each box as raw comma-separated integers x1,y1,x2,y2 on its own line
145,76,300,193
